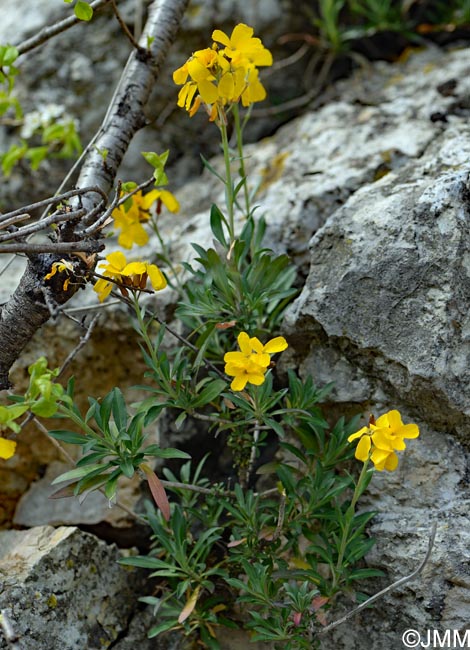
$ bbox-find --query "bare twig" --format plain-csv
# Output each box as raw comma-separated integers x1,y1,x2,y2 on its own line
16,0,113,56
319,521,438,635
0,209,86,242
0,241,104,255
0,186,107,223
57,314,100,378
111,0,146,53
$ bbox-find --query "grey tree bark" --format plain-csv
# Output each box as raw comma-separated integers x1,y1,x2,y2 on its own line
0,0,190,389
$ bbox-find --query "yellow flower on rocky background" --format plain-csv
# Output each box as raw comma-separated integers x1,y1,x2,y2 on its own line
112,189,180,249
173,23,273,118
0,436,16,460
93,251,167,302
212,23,273,68
44,258,74,291
348,409,420,471
224,331,288,391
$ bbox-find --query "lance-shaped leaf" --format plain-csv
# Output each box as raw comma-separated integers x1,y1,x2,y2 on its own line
141,462,170,521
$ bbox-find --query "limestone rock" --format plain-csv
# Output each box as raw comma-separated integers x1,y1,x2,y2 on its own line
0,526,147,650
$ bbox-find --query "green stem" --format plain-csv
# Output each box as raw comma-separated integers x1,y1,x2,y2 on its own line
219,119,235,240
232,103,250,218
149,217,185,295
333,459,371,589
132,294,160,369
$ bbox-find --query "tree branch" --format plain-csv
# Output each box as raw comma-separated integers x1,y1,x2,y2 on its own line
16,0,113,56
0,0,190,389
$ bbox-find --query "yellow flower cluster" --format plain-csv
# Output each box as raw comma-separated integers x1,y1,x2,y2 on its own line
113,189,179,249
173,23,273,120
224,331,288,391
0,436,16,460
93,251,167,302
348,410,419,471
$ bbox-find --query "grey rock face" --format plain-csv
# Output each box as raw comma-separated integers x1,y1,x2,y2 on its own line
0,526,147,650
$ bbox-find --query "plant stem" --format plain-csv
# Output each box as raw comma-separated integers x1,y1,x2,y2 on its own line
219,119,235,240
232,104,250,218
333,460,371,589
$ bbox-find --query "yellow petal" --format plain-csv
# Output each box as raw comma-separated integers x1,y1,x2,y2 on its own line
197,79,219,105
93,278,113,302
140,190,160,210
118,223,149,249
147,264,167,291
230,23,254,48
246,372,265,386
188,95,202,117
212,28,231,47
231,375,247,391
44,265,58,281
188,57,213,82
397,423,420,439
237,332,251,355
263,336,288,354
384,452,399,471
159,190,180,213
124,261,147,277
249,353,270,368
347,426,369,442
224,351,245,364
173,63,189,85
218,72,235,100
106,251,127,271
386,410,403,430
355,435,371,462
0,437,16,460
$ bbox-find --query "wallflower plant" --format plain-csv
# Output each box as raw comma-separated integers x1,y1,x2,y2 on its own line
3,22,423,650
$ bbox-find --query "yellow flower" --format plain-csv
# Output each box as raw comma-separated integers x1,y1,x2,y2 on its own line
174,48,220,112
112,189,179,249
348,410,420,471
44,259,74,291
212,24,273,68
93,251,167,302
0,436,16,460
224,331,288,391
173,24,273,118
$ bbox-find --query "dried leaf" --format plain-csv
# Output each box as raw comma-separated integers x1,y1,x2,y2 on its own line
141,463,170,521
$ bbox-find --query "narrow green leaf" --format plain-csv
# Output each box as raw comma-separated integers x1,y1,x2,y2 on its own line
48,430,86,445
144,445,191,460
209,203,228,247
51,463,110,485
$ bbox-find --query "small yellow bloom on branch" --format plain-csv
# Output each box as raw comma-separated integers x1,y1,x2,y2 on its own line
112,189,179,249
224,331,288,391
348,409,420,471
93,251,167,302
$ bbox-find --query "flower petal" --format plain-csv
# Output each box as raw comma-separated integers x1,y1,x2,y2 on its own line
237,332,251,355
355,435,371,462
231,375,247,391
159,190,180,213
212,28,231,47
263,336,288,354
147,264,167,291
0,437,16,460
